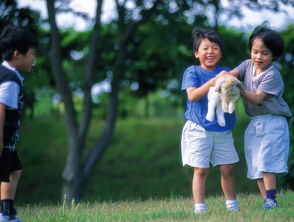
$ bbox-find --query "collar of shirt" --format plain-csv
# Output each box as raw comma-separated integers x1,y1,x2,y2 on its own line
252,64,274,81
2,61,25,82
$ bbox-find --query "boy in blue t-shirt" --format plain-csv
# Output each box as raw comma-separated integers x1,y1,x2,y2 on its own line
0,25,37,222
181,27,239,214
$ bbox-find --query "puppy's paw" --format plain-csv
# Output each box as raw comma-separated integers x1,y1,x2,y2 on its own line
228,104,235,113
218,119,226,127
206,113,214,122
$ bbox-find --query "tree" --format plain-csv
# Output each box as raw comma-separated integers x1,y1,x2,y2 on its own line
45,0,104,202
45,0,179,203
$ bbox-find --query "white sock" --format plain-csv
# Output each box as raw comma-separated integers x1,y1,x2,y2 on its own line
226,199,240,211
194,203,206,213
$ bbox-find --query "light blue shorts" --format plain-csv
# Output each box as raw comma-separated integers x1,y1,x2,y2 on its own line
245,115,289,179
181,120,239,168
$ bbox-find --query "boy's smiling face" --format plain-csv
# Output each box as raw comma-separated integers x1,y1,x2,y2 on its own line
194,38,222,71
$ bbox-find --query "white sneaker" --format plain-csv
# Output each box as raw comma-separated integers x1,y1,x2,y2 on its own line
0,214,22,222
227,205,240,211
263,198,279,210
194,208,206,214
194,203,207,214
226,200,240,211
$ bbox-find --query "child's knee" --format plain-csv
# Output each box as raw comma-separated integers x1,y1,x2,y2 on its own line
220,165,234,177
194,168,209,178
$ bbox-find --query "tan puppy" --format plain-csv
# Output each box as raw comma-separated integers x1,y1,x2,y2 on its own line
206,74,243,126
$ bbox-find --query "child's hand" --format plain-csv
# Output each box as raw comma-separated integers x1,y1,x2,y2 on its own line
209,71,229,86
208,77,217,86
216,70,229,78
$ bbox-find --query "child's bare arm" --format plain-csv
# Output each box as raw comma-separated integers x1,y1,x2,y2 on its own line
241,89,266,105
186,78,215,102
228,69,240,78
226,69,266,104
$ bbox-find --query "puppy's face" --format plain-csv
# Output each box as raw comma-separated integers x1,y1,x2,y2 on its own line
224,78,239,90
215,74,243,94
219,77,242,96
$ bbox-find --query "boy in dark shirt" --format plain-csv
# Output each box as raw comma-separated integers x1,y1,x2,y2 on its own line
0,25,37,222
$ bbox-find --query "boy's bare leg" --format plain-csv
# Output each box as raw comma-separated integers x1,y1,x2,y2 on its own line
257,178,266,200
1,170,22,200
219,164,236,200
263,173,276,191
192,168,208,203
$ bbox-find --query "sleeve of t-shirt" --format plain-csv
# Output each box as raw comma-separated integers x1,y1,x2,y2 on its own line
235,59,251,81
0,81,20,109
259,69,283,96
181,66,198,90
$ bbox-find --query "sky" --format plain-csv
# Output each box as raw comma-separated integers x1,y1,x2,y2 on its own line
17,0,294,31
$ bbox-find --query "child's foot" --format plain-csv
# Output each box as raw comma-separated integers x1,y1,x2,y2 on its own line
263,198,279,210
194,203,206,214
0,214,22,222
194,208,206,214
227,205,240,211
226,200,240,211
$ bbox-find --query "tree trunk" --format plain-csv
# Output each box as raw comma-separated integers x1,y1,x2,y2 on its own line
46,0,82,203
62,143,84,202
83,63,121,180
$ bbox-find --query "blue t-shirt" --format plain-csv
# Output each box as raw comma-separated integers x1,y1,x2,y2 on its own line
181,65,235,132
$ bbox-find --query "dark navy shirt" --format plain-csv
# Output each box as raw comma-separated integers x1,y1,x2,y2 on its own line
0,64,24,150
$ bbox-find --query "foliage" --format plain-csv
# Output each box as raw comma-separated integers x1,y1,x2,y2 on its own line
2,1,292,121
218,26,249,68
0,0,41,31
280,24,294,189
18,191,294,222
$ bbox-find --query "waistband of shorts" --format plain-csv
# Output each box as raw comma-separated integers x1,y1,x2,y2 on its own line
250,115,286,121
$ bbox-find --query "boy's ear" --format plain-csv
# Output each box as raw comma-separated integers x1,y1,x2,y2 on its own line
194,51,199,58
12,50,19,57
12,50,22,60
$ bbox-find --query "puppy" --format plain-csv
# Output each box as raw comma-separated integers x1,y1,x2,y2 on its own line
206,74,243,126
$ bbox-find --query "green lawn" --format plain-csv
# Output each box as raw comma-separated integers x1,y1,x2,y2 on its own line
18,191,294,222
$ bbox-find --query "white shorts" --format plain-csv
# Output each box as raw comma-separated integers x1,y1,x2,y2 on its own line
181,120,239,168
245,115,289,179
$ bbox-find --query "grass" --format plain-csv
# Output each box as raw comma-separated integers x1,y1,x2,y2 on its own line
15,101,290,204
18,190,294,222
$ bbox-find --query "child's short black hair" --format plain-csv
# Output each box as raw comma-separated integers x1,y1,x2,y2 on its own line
0,25,38,61
249,25,284,61
192,27,224,53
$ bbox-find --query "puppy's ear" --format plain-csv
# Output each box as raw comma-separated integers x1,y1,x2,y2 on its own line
214,76,224,92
